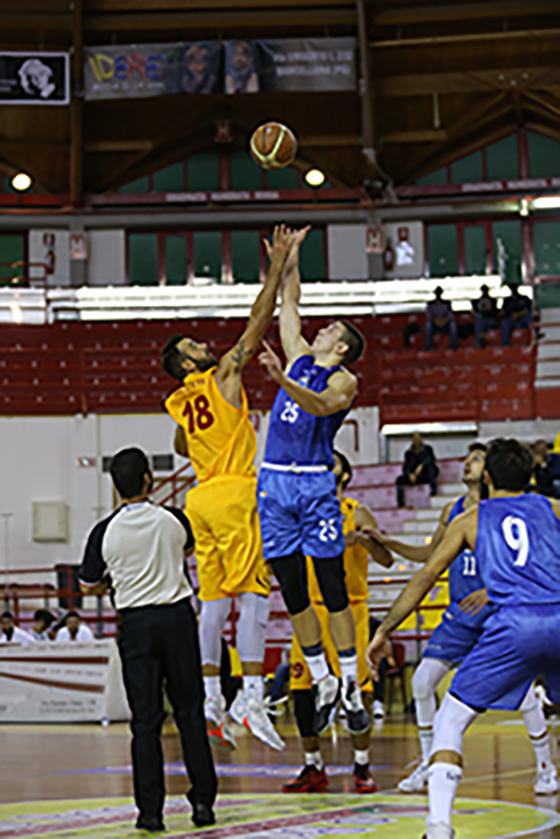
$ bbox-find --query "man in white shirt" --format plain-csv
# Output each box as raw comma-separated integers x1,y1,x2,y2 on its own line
55,610,95,642
28,609,55,641
0,612,34,645
79,447,216,833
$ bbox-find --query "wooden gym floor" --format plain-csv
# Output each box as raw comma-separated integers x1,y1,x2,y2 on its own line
1,710,559,838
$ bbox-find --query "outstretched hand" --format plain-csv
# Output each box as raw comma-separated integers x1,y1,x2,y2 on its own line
366,629,395,682
263,225,296,266
283,225,311,274
258,340,284,383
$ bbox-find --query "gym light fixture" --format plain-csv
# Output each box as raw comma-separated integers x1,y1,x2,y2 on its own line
11,172,32,192
532,195,560,210
305,169,326,187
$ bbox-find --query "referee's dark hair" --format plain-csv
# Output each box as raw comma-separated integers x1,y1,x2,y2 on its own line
339,320,365,365
110,447,151,499
161,334,188,381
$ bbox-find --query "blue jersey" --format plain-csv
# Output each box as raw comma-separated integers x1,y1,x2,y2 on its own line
263,355,350,468
475,494,560,607
445,495,494,627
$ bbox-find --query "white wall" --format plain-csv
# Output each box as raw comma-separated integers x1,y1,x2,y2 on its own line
87,230,126,286
327,224,368,280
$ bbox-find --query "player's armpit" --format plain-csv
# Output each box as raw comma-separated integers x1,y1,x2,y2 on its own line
174,425,189,458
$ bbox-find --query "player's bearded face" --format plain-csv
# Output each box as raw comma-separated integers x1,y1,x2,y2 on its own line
189,350,218,372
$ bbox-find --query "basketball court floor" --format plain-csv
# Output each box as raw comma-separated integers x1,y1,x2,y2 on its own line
1,710,559,838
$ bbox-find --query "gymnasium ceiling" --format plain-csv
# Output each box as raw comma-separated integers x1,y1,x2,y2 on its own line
1,0,560,198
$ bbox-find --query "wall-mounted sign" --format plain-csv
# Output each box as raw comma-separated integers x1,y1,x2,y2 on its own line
0,53,69,104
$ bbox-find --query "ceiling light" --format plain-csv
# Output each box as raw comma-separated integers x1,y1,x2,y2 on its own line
305,169,326,187
532,196,560,210
519,197,530,217
11,172,32,192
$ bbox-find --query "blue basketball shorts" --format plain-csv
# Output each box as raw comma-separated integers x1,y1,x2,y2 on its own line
451,604,560,711
423,610,484,666
257,469,345,560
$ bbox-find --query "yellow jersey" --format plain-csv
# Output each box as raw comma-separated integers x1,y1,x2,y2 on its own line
165,366,257,483
308,495,369,604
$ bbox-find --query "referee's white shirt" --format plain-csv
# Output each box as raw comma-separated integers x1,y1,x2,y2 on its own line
79,501,193,610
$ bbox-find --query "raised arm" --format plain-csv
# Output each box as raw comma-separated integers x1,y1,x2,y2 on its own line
367,508,475,678
258,342,357,417
369,501,453,564
279,226,311,365
216,225,294,388
349,504,393,569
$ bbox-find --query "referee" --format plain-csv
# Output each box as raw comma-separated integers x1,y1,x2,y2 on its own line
79,447,217,832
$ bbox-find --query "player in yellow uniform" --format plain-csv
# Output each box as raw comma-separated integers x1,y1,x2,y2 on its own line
284,450,393,793
161,225,299,752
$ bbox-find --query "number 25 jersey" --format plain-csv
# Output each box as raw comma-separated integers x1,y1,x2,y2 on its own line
165,366,257,483
475,494,560,607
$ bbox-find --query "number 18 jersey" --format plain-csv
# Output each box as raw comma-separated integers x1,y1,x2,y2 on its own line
475,494,560,607
165,366,257,483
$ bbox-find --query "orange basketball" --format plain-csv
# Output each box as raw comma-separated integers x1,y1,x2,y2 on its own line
250,122,297,170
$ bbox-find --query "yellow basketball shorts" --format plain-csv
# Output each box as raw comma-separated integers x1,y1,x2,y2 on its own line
289,599,372,692
187,475,270,601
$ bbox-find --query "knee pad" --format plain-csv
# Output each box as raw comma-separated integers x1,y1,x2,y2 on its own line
237,592,270,663
293,689,317,739
269,553,310,616
198,598,231,667
432,693,478,756
412,657,450,701
311,554,348,613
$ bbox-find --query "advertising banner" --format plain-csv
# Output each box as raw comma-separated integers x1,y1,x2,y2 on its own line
85,38,355,100
0,52,69,105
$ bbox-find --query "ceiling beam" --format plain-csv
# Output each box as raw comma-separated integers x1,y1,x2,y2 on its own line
375,1,560,25
299,135,360,147
378,67,560,98
85,8,355,30
382,129,448,144
85,140,155,153
371,27,560,49
91,0,350,8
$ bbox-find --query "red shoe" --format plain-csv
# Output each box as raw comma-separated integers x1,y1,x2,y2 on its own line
281,764,329,793
353,763,378,793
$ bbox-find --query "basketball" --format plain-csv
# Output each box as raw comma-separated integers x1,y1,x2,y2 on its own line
250,122,297,169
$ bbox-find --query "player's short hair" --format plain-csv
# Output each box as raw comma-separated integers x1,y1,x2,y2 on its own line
339,321,365,365
468,442,487,454
110,447,151,499
34,609,54,627
1,611,13,621
161,334,188,381
485,438,533,492
333,449,352,488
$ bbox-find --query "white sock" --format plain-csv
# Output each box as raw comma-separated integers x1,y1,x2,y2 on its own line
339,652,358,688
354,748,369,766
427,762,463,827
419,725,434,763
530,733,554,772
305,750,324,770
204,675,222,703
303,652,330,683
243,675,263,701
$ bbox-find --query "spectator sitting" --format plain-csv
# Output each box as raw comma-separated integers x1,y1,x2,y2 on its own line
28,608,55,641
396,432,439,508
425,286,457,351
472,284,499,348
55,610,95,642
0,611,34,645
501,283,532,346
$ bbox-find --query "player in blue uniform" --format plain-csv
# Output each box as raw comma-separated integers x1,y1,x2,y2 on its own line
258,228,369,734
375,442,556,795
368,438,560,839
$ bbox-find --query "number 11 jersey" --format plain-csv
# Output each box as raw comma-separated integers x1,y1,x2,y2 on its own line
475,494,560,606
165,366,257,483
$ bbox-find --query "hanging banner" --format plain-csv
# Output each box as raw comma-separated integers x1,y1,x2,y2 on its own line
253,38,356,93
0,52,69,105
85,42,221,100
85,38,355,100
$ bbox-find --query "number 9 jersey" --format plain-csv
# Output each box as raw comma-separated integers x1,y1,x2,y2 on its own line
475,493,560,606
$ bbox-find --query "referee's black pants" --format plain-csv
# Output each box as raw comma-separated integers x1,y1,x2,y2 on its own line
118,597,217,822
